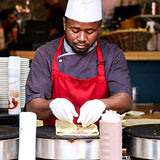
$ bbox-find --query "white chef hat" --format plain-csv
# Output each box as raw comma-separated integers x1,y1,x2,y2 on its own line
65,0,102,22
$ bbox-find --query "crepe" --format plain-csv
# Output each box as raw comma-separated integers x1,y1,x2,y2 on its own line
123,118,160,127
55,120,99,136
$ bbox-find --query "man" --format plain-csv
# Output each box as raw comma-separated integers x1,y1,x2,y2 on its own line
0,9,17,56
26,0,132,127
40,0,65,40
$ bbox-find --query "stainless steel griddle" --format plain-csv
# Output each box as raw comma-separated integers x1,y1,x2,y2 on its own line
36,126,100,159
124,124,160,160
0,125,19,160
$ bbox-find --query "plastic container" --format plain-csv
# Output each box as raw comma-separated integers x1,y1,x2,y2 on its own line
99,110,122,160
147,21,157,51
19,112,37,160
151,0,158,15
8,56,21,114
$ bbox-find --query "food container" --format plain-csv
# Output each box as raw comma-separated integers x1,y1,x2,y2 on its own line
0,125,19,160
8,56,21,115
100,110,122,160
36,126,99,159
124,124,160,159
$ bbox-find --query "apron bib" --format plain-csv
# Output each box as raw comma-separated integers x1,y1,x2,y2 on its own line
43,36,109,125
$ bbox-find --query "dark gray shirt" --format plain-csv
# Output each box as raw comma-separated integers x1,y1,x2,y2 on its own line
25,38,132,104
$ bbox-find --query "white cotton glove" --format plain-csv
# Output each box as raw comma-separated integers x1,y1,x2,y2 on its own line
49,98,78,123
77,99,106,127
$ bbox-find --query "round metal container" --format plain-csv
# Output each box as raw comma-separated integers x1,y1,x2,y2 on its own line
0,125,19,160
36,126,99,159
124,124,160,160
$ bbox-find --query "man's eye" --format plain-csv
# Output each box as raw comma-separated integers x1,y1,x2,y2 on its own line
72,29,79,33
86,30,94,34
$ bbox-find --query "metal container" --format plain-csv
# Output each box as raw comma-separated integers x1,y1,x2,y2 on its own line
124,124,160,160
36,126,100,159
0,125,19,160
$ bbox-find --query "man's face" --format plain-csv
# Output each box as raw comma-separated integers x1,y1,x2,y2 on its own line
40,0,50,8
7,13,15,27
63,18,100,54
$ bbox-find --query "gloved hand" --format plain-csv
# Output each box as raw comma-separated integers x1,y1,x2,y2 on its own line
49,98,78,123
77,99,106,127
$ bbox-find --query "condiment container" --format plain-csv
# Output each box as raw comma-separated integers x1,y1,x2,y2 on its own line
147,21,157,51
8,56,21,114
100,110,122,160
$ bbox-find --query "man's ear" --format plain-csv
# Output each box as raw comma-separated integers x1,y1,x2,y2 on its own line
63,17,66,31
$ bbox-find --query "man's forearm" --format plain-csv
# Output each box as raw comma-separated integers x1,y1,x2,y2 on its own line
101,92,132,114
26,98,53,120
26,92,132,120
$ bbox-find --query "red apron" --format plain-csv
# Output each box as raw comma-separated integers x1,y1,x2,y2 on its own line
43,36,109,126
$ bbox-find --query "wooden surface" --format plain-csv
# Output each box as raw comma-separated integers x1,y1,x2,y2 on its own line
10,50,36,60
124,104,160,119
10,50,160,61
124,51,160,61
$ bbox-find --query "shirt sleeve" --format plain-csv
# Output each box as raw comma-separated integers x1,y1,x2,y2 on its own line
104,43,132,97
25,46,53,104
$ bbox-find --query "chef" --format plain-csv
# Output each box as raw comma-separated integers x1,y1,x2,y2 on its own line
25,0,132,127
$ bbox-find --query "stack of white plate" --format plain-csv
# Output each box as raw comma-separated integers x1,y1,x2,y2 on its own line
0,57,30,110
0,58,9,108
20,58,30,109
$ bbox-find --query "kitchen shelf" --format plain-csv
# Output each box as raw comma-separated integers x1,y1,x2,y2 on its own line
134,14,160,19
10,50,35,60
10,50,160,61
124,51,160,61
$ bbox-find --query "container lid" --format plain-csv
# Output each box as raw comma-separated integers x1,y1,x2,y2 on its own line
124,124,160,139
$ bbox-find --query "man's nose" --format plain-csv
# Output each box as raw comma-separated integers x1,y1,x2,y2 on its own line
78,31,86,42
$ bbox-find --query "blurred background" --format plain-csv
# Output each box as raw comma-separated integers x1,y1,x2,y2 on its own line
0,0,160,104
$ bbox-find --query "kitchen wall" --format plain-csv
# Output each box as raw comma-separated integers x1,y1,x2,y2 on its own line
128,61,160,103
0,0,160,22
0,0,160,104
0,0,68,22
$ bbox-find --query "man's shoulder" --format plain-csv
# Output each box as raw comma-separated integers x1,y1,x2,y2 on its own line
98,38,125,62
36,38,61,56
38,38,61,50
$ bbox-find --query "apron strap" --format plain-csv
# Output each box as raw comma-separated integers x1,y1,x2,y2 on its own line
52,35,65,70
96,42,105,77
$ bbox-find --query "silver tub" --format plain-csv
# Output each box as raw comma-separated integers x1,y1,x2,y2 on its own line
124,124,160,160
127,135,160,159
0,138,19,160
36,125,100,159
36,137,100,159
0,125,19,160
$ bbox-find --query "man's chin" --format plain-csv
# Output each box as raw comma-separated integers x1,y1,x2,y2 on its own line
74,50,87,55
72,47,89,55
